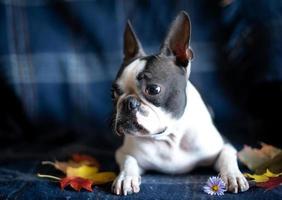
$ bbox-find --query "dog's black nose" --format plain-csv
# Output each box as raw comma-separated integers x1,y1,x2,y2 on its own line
127,96,140,111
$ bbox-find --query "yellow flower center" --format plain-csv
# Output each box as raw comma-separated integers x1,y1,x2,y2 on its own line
212,185,219,192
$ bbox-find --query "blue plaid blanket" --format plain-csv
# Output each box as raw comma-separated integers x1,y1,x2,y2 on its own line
0,0,282,199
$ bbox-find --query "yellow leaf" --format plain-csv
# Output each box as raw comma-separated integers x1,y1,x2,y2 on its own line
244,169,282,183
264,169,282,178
42,160,97,174
244,173,269,182
66,165,99,179
88,172,116,184
41,154,116,187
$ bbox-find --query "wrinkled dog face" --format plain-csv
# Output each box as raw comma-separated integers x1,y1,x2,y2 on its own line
113,56,187,137
112,13,193,137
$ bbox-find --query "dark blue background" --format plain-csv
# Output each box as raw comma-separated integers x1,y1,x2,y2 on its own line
0,0,281,199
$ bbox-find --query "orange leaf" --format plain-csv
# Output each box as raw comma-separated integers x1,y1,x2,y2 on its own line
60,177,94,192
42,154,100,174
40,154,115,192
72,154,100,168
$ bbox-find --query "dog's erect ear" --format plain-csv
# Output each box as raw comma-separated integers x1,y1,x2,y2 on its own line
123,21,145,63
160,11,193,67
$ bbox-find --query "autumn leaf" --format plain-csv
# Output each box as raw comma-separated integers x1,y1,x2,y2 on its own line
72,154,100,168
60,177,94,192
42,154,101,173
244,169,282,182
87,172,116,184
244,169,282,190
264,169,282,178
244,173,270,183
256,176,282,190
38,154,116,192
41,160,79,173
66,165,99,179
65,165,115,184
238,143,282,173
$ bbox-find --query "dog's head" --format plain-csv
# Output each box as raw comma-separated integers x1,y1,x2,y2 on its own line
112,11,193,137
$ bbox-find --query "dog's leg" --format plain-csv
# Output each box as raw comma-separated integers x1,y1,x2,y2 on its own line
214,143,249,193
112,149,142,195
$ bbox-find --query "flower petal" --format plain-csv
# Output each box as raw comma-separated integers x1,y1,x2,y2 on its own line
203,176,226,196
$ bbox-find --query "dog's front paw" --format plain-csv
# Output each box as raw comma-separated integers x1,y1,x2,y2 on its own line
220,171,249,193
112,171,141,195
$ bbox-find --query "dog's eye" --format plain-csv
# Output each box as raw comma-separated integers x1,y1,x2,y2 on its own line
145,84,161,96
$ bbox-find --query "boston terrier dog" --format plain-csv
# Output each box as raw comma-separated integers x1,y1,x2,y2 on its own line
111,11,249,195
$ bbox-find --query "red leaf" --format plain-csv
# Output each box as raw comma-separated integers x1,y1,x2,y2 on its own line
256,176,282,190
60,177,94,192
72,154,100,168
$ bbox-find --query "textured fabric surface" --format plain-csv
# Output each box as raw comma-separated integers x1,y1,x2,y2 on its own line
0,155,282,200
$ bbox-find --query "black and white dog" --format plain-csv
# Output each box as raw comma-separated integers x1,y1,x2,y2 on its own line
111,11,249,195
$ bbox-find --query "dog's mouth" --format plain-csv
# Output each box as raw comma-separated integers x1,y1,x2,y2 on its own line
116,120,149,136
116,121,167,137
151,127,167,136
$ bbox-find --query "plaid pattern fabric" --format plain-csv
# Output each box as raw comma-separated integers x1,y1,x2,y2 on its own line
0,0,123,125
0,0,281,142
0,1,282,199
0,0,224,127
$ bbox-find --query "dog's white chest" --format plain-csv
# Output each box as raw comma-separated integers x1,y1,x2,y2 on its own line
144,136,198,173
121,130,213,174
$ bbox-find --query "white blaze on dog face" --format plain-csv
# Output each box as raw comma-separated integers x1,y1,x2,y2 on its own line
116,59,146,97
114,58,173,136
